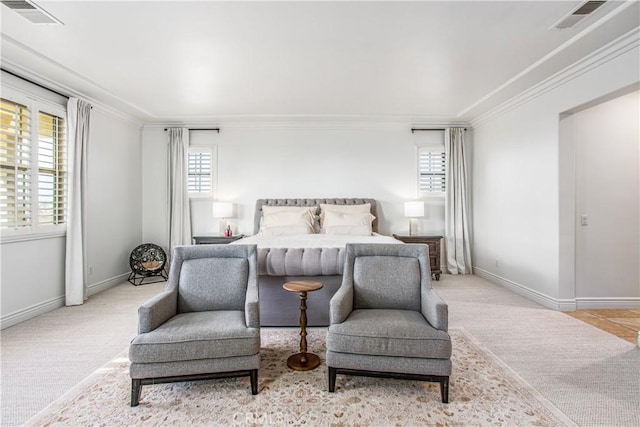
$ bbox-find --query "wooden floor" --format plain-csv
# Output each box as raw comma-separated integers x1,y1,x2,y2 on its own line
566,309,640,345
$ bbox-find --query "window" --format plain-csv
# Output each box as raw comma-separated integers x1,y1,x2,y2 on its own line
1,97,66,236
37,112,66,226
188,147,215,197
418,148,446,194
0,99,32,230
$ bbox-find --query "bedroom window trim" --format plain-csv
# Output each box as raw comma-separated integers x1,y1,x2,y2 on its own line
417,147,446,196
1,91,67,241
187,145,216,199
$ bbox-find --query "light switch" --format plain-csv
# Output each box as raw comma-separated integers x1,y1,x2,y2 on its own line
580,214,588,226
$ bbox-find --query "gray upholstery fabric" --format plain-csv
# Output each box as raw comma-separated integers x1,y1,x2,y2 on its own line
257,247,344,276
178,257,248,312
130,311,260,363
326,351,451,377
327,309,451,359
138,289,178,334
130,354,260,379
421,287,448,332
327,243,451,379
253,198,378,234
330,281,353,324
342,243,432,288
244,279,260,329
353,256,421,311
130,244,260,379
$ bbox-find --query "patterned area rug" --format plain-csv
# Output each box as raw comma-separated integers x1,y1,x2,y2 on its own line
26,328,575,426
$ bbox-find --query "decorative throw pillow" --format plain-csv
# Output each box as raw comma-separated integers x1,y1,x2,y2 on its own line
321,211,374,235
260,206,316,235
319,203,371,232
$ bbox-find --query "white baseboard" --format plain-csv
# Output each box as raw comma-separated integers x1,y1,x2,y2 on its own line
555,299,578,312
87,272,129,296
1,272,129,330
473,267,576,311
1,295,65,330
575,297,640,310
473,268,640,311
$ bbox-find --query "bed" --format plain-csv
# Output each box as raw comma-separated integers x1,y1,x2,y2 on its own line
231,198,402,326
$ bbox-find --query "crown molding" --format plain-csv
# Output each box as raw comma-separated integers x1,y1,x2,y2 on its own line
147,112,464,124
1,34,149,126
1,59,145,128
459,0,639,120
470,27,640,128
143,118,471,132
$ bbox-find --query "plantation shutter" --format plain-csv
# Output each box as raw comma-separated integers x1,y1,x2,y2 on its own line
0,99,32,230
418,149,446,193
187,149,212,195
38,111,66,225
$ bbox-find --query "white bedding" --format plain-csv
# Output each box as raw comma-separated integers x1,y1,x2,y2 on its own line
232,232,401,248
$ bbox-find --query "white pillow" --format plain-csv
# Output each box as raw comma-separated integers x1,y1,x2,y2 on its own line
260,205,316,234
319,203,371,232
321,211,374,235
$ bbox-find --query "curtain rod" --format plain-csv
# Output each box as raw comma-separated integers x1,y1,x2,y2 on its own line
1,68,69,99
411,127,467,133
164,128,220,132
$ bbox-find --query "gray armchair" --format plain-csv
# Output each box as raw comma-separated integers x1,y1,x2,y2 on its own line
326,243,451,403
129,244,260,406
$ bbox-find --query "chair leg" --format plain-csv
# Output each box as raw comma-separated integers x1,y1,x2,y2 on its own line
328,367,337,392
250,369,259,395
440,376,449,403
131,379,142,407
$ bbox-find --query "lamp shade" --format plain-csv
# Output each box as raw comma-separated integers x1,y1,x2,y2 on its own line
404,201,424,218
212,201,233,218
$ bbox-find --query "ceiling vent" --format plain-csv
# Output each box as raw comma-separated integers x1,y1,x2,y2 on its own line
0,0,63,24
553,1,607,29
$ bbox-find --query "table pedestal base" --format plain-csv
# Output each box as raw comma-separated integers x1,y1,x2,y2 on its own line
287,352,321,371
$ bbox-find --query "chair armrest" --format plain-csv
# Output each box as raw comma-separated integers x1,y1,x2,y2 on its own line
330,282,354,324
421,288,448,332
245,280,260,329
138,289,177,334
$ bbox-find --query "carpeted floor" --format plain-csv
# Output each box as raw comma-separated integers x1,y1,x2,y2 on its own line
24,328,574,426
1,281,165,426
437,276,640,427
2,274,639,426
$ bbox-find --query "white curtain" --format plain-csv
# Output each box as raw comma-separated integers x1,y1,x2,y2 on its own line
167,128,192,253
65,98,91,305
445,128,472,274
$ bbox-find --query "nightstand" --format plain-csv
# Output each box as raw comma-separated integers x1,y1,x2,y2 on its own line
392,234,443,280
192,235,245,245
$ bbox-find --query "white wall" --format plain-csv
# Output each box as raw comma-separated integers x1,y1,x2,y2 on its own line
472,40,639,308
573,91,639,304
1,76,143,327
85,110,144,292
141,125,448,250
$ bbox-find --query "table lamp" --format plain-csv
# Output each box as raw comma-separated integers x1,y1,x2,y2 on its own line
212,201,234,236
404,201,424,236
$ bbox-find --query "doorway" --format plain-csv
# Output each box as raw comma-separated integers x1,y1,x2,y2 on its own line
559,89,639,309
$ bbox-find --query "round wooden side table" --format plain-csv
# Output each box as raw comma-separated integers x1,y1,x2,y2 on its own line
282,280,324,371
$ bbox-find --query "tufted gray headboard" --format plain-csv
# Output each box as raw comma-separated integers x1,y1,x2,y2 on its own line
253,198,378,235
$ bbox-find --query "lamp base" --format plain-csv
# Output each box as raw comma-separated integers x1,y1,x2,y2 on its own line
409,218,418,236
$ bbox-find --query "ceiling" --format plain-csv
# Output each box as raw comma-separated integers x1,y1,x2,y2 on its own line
1,1,638,124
